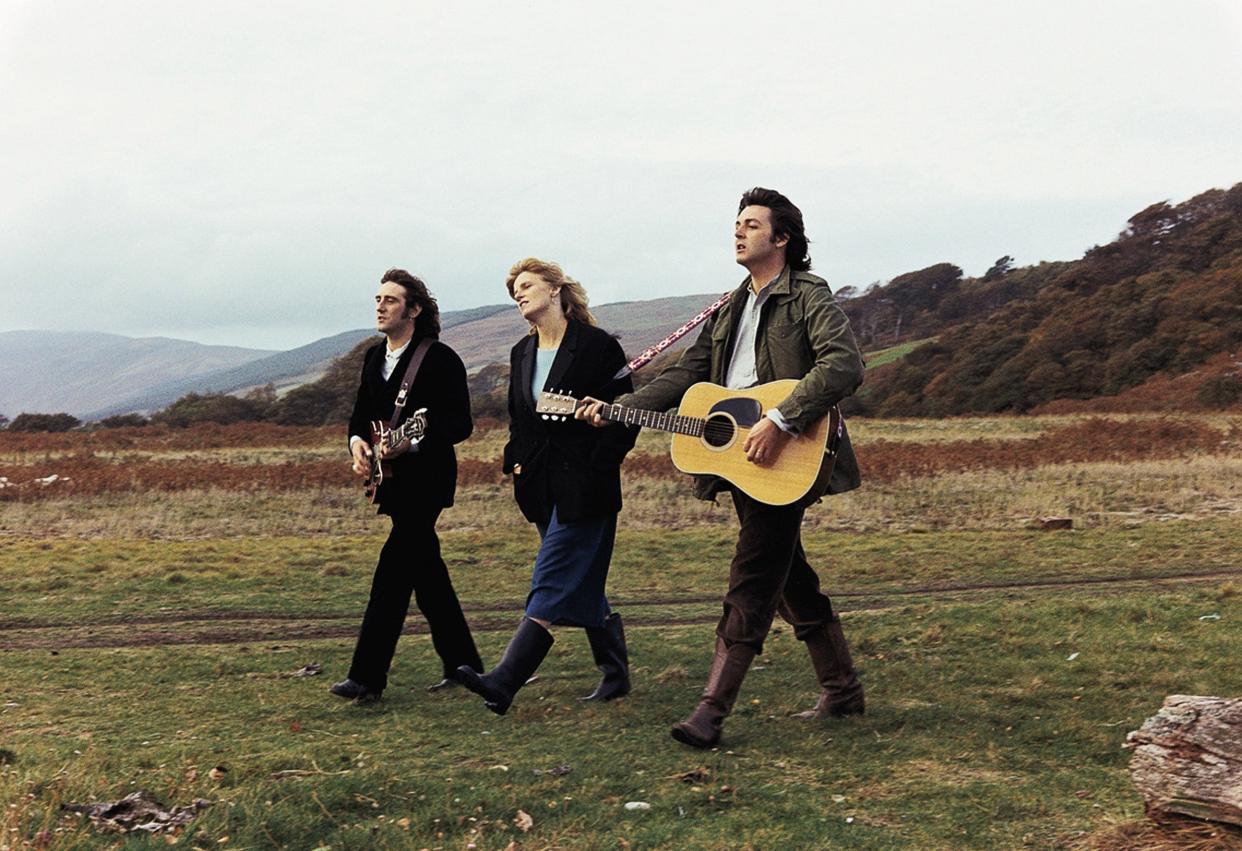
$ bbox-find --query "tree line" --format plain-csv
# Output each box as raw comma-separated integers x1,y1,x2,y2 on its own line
848,183,1242,416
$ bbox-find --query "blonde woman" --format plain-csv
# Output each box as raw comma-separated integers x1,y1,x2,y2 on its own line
457,258,638,714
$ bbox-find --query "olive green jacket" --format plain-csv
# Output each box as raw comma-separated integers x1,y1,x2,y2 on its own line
619,267,864,502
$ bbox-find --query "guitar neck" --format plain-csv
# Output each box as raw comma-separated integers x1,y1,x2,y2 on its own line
380,409,427,449
596,403,706,438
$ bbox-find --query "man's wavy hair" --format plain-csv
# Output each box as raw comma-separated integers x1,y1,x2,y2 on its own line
381,268,441,339
505,257,597,335
738,187,812,272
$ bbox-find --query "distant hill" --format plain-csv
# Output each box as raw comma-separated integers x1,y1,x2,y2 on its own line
443,293,724,371
17,179,1239,426
1,296,726,420
82,328,377,419
85,303,520,418
844,182,1242,416
0,331,274,419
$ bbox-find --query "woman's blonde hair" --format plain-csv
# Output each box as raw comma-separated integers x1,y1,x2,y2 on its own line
506,257,596,334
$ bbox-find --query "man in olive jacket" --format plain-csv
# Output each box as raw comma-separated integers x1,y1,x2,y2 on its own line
581,187,866,748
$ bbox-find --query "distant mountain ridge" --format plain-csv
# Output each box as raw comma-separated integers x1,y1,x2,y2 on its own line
0,331,275,420
85,303,515,418
1,296,724,419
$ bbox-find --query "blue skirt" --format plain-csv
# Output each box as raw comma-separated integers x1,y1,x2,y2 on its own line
524,505,617,628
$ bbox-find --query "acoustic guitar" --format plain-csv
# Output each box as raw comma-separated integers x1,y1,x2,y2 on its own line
363,407,428,503
536,380,841,506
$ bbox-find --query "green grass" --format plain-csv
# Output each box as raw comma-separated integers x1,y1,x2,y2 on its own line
863,338,937,369
2,520,1242,847
3,588,1240,849
2,520,1240,627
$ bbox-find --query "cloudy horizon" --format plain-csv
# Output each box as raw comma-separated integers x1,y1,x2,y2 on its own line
3,0,1240,350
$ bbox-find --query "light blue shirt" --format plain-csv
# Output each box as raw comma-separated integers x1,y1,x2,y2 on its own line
532,346,558,401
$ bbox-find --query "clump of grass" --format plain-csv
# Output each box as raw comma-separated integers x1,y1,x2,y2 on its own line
1073,815,1242,850
654,665,690,683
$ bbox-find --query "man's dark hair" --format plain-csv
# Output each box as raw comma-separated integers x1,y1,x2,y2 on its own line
738,187,812,271
381,268,441,338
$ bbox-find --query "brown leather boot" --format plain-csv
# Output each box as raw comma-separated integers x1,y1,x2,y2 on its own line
797,617,864,718
671,638,756,749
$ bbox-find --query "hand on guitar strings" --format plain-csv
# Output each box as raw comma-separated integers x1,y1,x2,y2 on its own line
574,396,609,428
743,417,793,466
350,441,373,478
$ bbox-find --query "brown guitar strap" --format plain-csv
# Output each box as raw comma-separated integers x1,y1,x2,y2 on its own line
389,338,433,429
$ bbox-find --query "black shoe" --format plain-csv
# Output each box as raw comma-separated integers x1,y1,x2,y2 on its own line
427,676,462,692
329,678,382,703
457,618,553,715
580,612,631,702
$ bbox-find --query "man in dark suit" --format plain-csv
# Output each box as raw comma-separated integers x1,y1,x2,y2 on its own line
329,268,483,704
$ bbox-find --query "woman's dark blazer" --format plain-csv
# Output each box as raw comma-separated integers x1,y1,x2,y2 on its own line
348,337,473,515
504,319,638,525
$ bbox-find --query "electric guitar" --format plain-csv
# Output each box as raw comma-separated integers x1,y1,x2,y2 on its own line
363,407,428,503
536,380,842,506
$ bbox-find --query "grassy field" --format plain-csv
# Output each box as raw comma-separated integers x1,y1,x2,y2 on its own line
2,415,1242,849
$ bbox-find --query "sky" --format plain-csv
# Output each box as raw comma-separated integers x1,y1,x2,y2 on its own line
2,0,1241,350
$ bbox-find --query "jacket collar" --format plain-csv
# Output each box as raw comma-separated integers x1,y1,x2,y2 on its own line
738,264,792,300
516,319,582,412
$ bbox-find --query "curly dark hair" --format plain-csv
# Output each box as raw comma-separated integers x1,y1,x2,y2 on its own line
380,268,441,338
738,187,812,272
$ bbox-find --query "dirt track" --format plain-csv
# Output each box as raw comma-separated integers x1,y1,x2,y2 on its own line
2,567,1237,651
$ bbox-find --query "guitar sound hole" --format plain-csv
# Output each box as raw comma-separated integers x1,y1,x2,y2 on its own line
703,414,736,448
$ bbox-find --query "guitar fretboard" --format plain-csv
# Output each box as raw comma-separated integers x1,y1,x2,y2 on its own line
599,403,705,437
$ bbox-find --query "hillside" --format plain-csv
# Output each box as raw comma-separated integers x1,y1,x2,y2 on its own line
848,183,1242,416
3,294,722,421
443,293,722,371
87,304,515,419
0,331,274,419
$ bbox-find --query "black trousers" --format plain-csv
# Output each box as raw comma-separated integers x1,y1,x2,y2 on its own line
347,506,483,691
716,490,838,653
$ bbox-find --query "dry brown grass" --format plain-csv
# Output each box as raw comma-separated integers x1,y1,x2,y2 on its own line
1072,815,1242,850
4,416,1236,503
4,455,1241,540
4,413,1241,544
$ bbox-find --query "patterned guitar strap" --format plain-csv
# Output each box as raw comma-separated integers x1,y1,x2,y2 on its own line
612,290,733,380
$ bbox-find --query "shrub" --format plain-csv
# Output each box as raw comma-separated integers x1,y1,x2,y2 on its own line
152,393,270,427
7,412,80,432
97,413,150,429
1196,373,1242,409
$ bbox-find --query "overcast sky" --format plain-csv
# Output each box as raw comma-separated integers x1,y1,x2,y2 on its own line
3,0,1240,350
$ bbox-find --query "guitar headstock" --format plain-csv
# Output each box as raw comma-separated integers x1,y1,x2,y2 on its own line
535,390,579,421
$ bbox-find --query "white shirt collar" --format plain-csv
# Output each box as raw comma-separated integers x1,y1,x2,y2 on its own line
386,340,410,361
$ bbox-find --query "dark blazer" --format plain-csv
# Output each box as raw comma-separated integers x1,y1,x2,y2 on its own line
348,337,473,514
504,320,638,525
